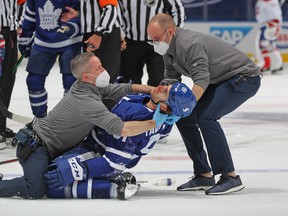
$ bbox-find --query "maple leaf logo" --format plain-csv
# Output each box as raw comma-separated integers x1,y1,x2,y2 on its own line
39,0,62,31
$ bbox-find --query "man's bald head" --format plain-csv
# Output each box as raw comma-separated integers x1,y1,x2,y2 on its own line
147,13,177,42
148,13,176,32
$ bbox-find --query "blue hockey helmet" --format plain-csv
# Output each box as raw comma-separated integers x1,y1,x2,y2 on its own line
160,79,196,117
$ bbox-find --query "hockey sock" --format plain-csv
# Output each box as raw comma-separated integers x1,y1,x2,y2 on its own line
26,73,48,118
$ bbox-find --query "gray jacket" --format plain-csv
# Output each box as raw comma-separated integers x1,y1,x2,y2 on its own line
164,28,261,91
33,81,132,158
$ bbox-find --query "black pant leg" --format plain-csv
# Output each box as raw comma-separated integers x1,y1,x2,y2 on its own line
0,28,17,127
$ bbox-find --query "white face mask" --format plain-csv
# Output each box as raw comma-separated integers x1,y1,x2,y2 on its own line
153,31,169,56
89,70,110,87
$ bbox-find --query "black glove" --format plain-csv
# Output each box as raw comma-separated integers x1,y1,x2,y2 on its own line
18,36,34,58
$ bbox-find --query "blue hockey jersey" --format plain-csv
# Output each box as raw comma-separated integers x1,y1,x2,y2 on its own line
22,0,82,52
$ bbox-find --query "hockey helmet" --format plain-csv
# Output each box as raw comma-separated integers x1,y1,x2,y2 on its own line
160,79,196,117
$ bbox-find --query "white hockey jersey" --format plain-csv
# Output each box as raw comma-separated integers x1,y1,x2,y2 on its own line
255,0,282,25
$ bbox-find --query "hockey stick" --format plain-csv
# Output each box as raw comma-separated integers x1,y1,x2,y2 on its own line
12,54,24,74
0,99,33,124
0,158,18,165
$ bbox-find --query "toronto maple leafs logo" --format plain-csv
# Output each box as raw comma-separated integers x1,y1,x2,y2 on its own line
39,0,62,31
144,0,156,7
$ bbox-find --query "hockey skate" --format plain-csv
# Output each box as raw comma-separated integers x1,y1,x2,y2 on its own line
271,66,283,73
117,181,140,200
0,127,16,148
0,173,3,180
112,172,140,200
0,136,6,150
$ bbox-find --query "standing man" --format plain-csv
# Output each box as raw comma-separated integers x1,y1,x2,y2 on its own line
61,0,122,83
18,0,82,118
118,0,185,86
0,0,25,149
147,13,262,195
255,0,283,73
0,52,170,199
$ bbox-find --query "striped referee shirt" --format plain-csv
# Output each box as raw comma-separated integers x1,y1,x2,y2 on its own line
80,0,121,35
119,0,185,41
0,0,24,30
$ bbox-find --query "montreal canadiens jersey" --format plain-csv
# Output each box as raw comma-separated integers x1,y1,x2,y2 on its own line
255,0,282,24
90,93,173,171
22,0,82,52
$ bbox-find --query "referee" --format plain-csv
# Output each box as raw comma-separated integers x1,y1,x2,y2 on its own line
0,0,24,149
119,0,185,86
81,0,122,83
61,0,122,83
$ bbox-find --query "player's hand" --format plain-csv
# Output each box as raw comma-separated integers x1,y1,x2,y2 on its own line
264,20,280,40
18,36,34,58
60,6,78,22
45,157,87,190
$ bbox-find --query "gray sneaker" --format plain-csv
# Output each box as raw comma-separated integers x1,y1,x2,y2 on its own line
177,175,215,191
205,175,245,195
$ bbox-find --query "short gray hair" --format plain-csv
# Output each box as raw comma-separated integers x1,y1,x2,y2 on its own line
71,52,95,80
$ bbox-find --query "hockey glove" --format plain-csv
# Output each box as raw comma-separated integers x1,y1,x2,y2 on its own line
45,157,88,190
0,34,5,77
18,36,34,58
264,19,280,41
165,114,181,125
57,22,80,39
153,104,168,127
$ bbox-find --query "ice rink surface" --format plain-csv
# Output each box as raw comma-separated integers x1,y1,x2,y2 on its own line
1,59,288,216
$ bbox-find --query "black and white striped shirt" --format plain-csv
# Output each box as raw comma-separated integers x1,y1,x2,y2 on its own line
119,0,185,41
0,0,24,30
80,0,122,35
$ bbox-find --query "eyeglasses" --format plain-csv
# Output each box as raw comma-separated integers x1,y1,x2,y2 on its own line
160,78,179,86
156,79,179,114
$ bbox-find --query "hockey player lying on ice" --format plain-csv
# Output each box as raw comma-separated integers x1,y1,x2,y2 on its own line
45,79,196,200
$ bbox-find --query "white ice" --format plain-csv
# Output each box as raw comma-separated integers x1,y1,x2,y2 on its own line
1,59,288,216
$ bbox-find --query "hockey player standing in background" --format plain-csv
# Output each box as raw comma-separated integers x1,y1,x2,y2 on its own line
44,79,195,200
255,0,283,73
18,0,82,118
